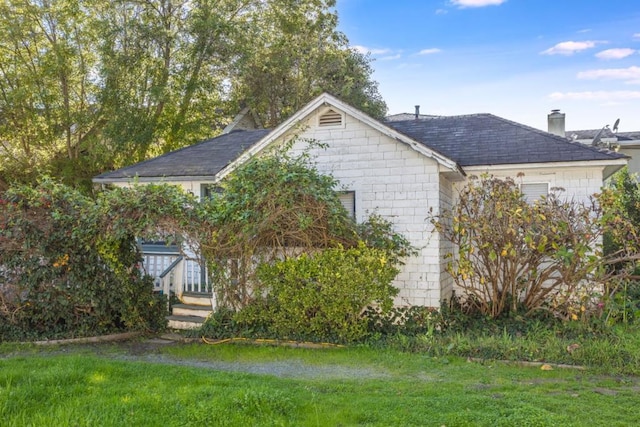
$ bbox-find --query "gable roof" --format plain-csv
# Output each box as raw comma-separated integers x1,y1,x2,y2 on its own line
214,93,463,181
94,94,627,185
93,129,270,183
385,114,626,167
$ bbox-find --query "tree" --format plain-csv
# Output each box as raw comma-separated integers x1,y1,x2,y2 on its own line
0,0,100,187
0,0,386,190
231,0,386,127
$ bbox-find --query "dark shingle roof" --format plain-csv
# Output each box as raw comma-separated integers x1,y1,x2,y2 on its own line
95,112,627,183
617,131,640,141
94,129,270,180
566,128,617,140
385,114,626,167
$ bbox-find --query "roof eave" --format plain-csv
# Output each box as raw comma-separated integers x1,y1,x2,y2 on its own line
463,158,628,177
92,175,219,185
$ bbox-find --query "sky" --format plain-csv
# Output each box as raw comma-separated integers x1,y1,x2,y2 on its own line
336,0,640,132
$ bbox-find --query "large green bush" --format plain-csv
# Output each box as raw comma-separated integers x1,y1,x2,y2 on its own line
239,243,399,343
0,180,166,340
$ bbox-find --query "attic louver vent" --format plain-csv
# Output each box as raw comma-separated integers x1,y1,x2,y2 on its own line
319,109,342,127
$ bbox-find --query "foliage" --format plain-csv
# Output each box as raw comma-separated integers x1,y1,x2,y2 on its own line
0,0,385,189
598,280,640,326
357,213,417,265
0,179,166,340
1,144,412,342
237,243,399,343
231,0,386,127
432,174,640,320
600,168,640,325
199,144,360,310
191,145,413,343
364,305,438,337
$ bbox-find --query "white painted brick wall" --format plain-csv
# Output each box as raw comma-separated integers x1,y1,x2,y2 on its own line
283,110,444,307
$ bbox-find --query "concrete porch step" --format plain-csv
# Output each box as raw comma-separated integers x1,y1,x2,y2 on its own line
172,303,212,318
167,314,207,330
181,292,213,307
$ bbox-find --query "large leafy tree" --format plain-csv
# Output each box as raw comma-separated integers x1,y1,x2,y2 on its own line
231,0,387,127
0,0,385,190
0,0,100,186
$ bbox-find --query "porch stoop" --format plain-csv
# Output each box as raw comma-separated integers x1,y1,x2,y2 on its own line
167,293,213,330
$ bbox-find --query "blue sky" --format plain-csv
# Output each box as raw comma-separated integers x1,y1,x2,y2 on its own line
336,0,640,132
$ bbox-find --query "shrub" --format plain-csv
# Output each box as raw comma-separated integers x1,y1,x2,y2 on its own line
364,305,438,337
0,179,166,340
193,143,359,310
432,174,640,320
238,243,399,343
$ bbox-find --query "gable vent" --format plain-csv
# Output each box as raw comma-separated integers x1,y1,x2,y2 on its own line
319,109,343,127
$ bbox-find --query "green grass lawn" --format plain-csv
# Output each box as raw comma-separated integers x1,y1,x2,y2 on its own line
1,342,638,426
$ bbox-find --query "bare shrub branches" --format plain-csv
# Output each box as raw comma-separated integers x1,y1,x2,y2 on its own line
432,174,640,319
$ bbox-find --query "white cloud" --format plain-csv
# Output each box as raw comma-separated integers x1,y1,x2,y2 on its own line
595,48,636,60
578,66,640,84
435,9,448,15
380,54,402,61
450,0,506,7
541,41,600,55
549,91,640,101
634,33,640,40
418,48,442,55
352,45,391,55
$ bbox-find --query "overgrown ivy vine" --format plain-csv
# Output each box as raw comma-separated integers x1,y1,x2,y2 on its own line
0,145,415,342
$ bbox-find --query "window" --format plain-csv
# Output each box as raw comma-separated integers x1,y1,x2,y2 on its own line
338,191,356,218
318,108,343,127
520,183,549,203
201,184,222,201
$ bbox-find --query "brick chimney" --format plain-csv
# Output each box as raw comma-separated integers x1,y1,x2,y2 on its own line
547,109,566,137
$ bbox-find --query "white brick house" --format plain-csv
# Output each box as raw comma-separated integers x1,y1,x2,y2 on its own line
94,93,628,308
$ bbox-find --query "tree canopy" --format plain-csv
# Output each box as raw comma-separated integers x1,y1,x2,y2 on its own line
0,0,386,190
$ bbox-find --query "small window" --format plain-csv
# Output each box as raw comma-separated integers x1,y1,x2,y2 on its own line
319,108,343,127
338,191,355,218
201,184,222,201
520,183,549,203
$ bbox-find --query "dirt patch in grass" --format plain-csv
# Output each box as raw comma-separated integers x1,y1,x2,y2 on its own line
3,336,392,380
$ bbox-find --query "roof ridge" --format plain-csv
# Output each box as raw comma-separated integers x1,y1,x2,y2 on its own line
385,112,494,122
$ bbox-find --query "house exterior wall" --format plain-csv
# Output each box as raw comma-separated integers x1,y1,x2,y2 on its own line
459,165,606,204
278,108,444,307
619,146,640,175
438,176,455,303
107,180,211,200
